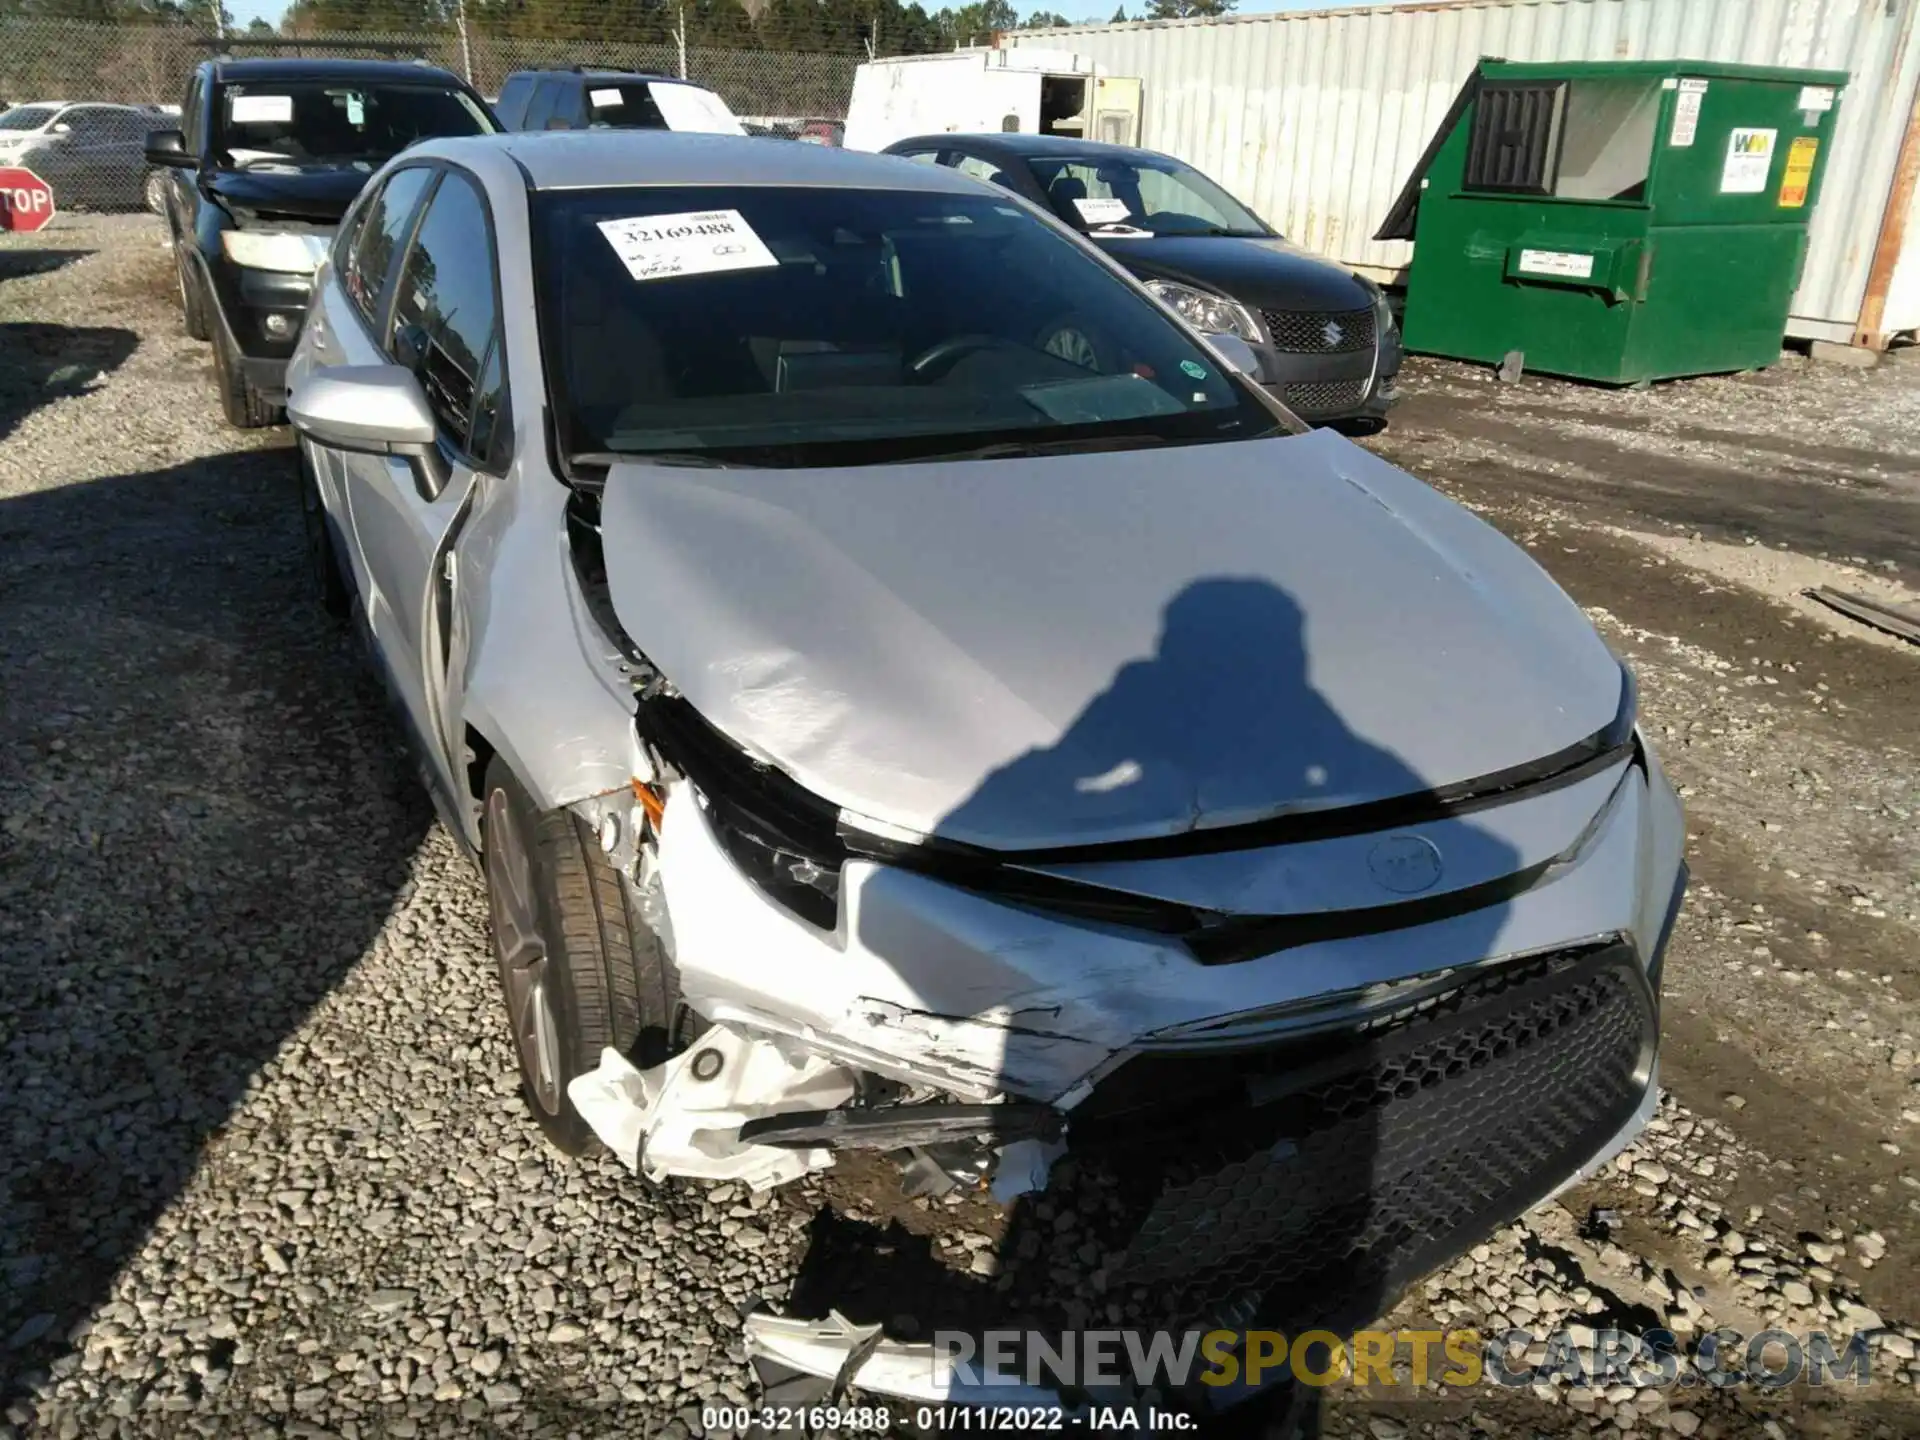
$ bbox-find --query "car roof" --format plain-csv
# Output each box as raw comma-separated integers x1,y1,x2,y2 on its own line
416,130,986,194
892,133,1178,165
505,68,688,84
207,57,467,85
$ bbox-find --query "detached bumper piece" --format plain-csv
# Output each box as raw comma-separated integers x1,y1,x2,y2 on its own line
750,943,1656,1418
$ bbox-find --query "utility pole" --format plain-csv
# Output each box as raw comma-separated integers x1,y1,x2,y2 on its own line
455,0,474,82
675,3,687,79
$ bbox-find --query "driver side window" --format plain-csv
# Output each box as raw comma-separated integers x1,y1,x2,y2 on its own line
387,171,506,466
343,166,435,331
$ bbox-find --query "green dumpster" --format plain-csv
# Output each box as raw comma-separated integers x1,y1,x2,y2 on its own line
1376,59,1847,384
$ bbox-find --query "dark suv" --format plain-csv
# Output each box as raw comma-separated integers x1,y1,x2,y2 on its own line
491,68,743,135
145,57,496,428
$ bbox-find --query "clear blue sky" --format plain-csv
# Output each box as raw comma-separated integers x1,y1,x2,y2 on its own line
225,0,1387,33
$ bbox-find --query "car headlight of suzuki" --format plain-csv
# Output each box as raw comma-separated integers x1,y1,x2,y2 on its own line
1372,288,1397,336
220,229,331,274
1143,279,1261,342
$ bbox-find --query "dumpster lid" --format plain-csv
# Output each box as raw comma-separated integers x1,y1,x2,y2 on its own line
1373,56,1849,244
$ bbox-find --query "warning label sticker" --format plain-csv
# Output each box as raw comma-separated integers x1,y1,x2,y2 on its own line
1778,135,1820,209
1720,127,1777,194
1517,248,1595,280
596,209,779,282
1670,78,1707,147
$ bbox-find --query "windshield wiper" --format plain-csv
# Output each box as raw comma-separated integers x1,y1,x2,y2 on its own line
910,432,1172,463
1087,223,1155,238
570,449,743,471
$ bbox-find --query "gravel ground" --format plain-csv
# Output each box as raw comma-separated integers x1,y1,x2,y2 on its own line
2,214,1917,1440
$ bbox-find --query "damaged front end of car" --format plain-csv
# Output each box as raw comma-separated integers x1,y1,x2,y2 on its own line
550,435,1688,1424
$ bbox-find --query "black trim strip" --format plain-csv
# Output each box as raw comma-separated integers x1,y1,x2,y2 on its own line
1186,855,1558,966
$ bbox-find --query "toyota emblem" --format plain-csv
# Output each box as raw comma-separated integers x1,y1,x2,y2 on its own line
1322,319,1345,347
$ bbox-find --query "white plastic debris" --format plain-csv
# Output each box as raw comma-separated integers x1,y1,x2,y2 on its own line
567,1024,857,1190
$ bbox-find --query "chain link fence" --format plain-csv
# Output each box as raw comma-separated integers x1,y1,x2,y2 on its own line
0,17,864,218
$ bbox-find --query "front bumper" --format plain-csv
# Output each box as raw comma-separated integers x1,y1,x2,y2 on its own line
575,739,1685,1419
1257,322,1404,425
194,249,311,399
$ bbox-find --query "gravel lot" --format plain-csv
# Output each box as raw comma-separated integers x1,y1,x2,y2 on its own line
2,214,1917,1440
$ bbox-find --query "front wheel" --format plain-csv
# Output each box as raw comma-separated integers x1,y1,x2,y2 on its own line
481,758,693,1155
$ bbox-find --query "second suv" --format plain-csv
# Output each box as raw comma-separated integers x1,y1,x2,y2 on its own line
491,68,744,136
145,56,497,428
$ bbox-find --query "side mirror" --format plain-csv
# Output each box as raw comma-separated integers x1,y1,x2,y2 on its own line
1203,331,1262,380
50,122,71,135
288,363,449,496
144,128,192,167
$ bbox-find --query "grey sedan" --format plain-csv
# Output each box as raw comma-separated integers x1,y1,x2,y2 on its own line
286,131,1684,1423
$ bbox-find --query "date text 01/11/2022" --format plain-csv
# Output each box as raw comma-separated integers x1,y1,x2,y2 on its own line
700,1406,1201,1431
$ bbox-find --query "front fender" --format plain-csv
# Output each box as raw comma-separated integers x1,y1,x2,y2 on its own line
453,468,644,843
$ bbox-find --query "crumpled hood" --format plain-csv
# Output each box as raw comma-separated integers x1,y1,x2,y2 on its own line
206,166,371,222
600,428,1623,851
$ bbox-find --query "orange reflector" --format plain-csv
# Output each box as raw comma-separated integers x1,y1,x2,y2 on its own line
632,778,666,830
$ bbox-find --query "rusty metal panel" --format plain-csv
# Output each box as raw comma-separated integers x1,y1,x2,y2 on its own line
1008,0,1920,344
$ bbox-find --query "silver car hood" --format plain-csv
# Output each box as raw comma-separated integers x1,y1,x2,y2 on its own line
599,428,1623,851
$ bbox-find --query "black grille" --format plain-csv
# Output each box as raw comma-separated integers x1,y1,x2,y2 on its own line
1262,306,1375,354
1070,943,1655,1337
1285,377,1369,413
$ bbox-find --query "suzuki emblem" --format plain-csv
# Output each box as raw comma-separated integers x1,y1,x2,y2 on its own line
1322,319,1344,347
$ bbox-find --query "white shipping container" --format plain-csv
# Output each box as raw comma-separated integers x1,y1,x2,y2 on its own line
1008,0,1920,348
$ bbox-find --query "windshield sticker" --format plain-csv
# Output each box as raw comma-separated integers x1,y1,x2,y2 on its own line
1720,127,1776,193
1073,196,1131,224
597,209,779,282
1179,358,1208,380
230,94,294,125
589,88,624,108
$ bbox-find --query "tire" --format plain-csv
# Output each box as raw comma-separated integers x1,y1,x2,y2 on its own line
175,242,209,342
298,445,350,619
481,756,692,1156
212,314,280,429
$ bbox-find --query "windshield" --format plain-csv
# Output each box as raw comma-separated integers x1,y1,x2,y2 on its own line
0,105,59,132
210,82,493,170
1030,154,1271,238
535,184,1291,469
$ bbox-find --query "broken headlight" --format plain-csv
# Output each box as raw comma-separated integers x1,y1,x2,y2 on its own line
641,695,846,932
702,789,843,932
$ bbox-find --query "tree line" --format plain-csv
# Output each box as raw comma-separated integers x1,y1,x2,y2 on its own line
0,0,1235,51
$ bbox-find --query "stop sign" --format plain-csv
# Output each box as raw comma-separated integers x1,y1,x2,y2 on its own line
0,167,56,233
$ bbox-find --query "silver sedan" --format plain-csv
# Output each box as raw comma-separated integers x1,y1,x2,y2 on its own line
286,130,1685,1421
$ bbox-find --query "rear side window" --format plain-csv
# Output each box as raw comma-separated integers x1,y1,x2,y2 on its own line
343,165,435,330
523,78,564,131
493,75,534,130
388,172,502,455
583,82,667,129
